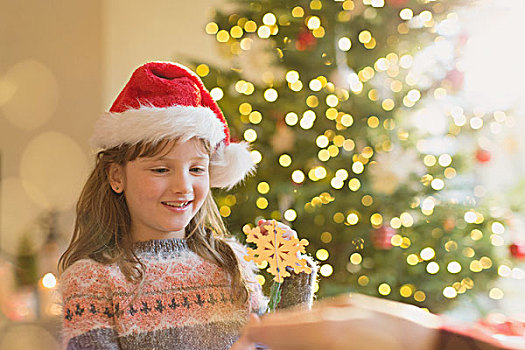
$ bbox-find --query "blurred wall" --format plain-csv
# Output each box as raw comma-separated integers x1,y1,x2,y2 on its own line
0,0,223,257
0,0,103,257
104,0,223,108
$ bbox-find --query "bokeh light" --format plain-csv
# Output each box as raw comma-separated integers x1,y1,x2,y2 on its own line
20,132,87,211
1,60,59,130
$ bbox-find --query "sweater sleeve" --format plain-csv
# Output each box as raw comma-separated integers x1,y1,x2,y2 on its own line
226,238,269,315
276,254,318,311
59,259,120,350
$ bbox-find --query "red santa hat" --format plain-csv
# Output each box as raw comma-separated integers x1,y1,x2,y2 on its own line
90,61,255,189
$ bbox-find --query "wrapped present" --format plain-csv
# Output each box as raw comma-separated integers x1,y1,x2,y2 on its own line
245,293,525,350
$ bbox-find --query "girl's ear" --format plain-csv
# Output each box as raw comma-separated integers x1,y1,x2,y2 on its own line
108,163,126,194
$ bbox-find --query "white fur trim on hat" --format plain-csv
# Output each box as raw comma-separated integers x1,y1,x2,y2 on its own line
210,142,256,189
89,105,226,150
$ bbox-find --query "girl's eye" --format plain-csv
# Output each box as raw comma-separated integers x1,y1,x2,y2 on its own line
152,168,169,173
190,167,206,173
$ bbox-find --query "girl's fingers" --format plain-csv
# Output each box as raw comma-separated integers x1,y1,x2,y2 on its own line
257,219,298,240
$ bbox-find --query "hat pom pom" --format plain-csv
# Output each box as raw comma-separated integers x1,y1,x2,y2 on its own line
210,142,256,189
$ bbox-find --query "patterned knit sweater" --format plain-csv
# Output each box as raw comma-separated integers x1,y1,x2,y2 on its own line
60,238,317,350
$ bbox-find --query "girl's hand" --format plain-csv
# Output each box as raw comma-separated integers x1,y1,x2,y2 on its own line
257,219,300,258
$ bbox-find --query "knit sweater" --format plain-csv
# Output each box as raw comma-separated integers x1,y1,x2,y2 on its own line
60,238,317,350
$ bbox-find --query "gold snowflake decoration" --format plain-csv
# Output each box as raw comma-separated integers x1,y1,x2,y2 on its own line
243,221,312,283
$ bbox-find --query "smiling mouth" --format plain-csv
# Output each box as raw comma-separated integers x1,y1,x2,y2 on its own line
162,201,192,208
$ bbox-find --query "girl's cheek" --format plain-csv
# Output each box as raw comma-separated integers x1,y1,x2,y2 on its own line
134,177,164,196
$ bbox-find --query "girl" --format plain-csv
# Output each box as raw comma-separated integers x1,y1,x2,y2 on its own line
58,61,317,350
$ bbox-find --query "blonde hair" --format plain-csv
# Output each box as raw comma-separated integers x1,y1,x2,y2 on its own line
58,138,250,304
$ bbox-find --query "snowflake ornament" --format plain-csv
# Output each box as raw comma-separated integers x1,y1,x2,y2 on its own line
243,221,312,283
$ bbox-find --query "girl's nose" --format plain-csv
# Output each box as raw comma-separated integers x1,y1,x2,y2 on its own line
171,171,192,193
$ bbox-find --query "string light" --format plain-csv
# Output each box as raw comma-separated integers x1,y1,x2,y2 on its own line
347,213,359,225
335,169,349,180
310,0,322,10
426,262,439,274
390,217,401,228
250,150,262,164
414,291,426,302
400,284,414,297
230,26,243,38
286,70,300,83
248,111,262,124
262,13,276,25
256,197,268,209
420,247,435,260
350,253,362,265
352,161,364,174
443,286,457,299
205,22,219,34
320,264,333,277
264,88,278,102
217,30,230,42
42,273,57,289
407,254,419,265
320,232,332,243
309,79,323,91
285,112,299,126
400,8,413,20
220,205,231,217
348,178,361,191
243,21,256,33
307,16,321,30
257,26,271,38
370,213,383,226
291,170,305,184
257,182,270,194
196,64,210,77
291,6,304,17
489,288,504,300
209,87,224,100
358,275,369,286
279,154,292,167
284,209,297,221
367,116,379,128
338,37,352,51
378,283,391,295
447,261,462,274
491,222,505,234
243,129,257,142
359,30,372,44
316,249,329,261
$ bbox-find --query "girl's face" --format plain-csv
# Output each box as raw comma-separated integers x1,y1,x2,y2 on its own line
109,138,210,241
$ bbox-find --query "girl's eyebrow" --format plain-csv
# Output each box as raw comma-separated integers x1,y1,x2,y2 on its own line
143,155,209,162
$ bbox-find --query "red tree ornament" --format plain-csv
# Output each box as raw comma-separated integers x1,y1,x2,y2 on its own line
510,243,525,260
443,217,456,232
386,0,409,7
446,69,465,91
371,225,396,250
296,29,317,51
476,148,491,163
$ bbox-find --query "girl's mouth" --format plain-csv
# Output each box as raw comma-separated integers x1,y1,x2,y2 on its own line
162,201,192,210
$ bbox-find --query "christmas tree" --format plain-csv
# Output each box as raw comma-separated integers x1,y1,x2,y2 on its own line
14,232,38,288
193,0,511,312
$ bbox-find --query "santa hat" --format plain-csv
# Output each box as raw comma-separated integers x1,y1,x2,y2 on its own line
90,61,255,189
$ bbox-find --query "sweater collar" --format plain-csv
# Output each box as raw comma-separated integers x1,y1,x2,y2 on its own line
133,238,188,256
